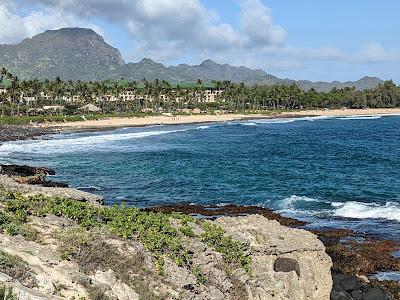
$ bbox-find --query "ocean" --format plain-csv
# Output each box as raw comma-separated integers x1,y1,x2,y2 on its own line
1,115,399,241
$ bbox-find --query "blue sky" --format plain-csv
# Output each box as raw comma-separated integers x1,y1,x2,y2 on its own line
1,0,400,82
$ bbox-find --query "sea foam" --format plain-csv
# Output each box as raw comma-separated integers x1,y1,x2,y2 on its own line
332,201,400,222
0,129,188,155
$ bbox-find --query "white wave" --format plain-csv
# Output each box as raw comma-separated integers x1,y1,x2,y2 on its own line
338,115,382,120
371,271,400,281
196,125,210,130
0,129,188,155
280,195,320,209
242,122,257,126
256,119,296,124
252,115,333,124
333,201,400,222
303,115,334,121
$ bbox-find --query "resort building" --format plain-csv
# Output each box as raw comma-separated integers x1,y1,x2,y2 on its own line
79,103,101,113
62,95,81,103
40,92,53,101
119,91,137,101
203,89,224,103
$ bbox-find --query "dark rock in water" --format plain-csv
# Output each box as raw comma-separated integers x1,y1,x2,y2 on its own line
0,164,68,188
331,289,352,300
331,272,391,300
340,276,358,291
351,290,363,300
363,286,390,300
39,181,69,188
0,125,57,142
0,164,55,177
313,229,400,299
274,257,301,277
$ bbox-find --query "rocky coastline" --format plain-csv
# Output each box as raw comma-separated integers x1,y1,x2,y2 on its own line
0,166,334,300
0,164,398,299
148,203,399,300
0,125,58,143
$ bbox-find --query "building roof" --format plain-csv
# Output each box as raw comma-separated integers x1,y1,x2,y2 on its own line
79,103,101,112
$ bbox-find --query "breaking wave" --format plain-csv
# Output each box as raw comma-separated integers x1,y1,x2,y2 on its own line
0,129,189,155
332,201,400,222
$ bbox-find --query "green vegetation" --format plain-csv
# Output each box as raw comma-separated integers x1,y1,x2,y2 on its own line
0,112,161,125
0,251,35,288
0,191,252,279
1,67,399,121
0,284,16,300
222,81,400,110
200,222,252,275
0,206,37,240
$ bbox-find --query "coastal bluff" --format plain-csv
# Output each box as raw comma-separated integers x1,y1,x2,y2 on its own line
0,170,332,299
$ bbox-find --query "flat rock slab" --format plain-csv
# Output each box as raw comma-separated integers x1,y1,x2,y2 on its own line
0,175,103,204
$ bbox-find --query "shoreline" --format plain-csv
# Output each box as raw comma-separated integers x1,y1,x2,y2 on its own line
0,164,399,298
38,108,400,131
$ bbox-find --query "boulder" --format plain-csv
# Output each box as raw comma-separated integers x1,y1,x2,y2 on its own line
215,215,333,300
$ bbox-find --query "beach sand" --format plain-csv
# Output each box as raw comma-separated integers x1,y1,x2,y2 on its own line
41,108,400,130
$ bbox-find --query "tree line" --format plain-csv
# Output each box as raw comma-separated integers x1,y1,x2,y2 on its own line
0,67,399,116
220,81,400,111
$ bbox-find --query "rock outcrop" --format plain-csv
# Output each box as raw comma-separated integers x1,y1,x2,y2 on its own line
216,215,333,300
0,213,332,299
0,175,102,204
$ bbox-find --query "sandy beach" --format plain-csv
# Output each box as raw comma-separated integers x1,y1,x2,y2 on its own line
285,108,400,117
41,108,400,130
43,113,267,130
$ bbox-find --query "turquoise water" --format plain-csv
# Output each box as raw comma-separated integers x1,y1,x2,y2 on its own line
1,115,399,240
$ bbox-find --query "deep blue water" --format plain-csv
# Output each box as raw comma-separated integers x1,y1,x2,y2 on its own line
1,115,399,240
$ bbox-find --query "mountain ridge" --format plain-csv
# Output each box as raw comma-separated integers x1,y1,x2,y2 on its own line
0,27,385,91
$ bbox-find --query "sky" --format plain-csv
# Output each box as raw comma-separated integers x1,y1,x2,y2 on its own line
1,0,399,82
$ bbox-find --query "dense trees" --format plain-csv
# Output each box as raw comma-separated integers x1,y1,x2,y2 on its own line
0,67,399,117
221,81,400,110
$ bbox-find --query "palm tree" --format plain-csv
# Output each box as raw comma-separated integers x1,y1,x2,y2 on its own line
0,67,8,83
9,75,19,116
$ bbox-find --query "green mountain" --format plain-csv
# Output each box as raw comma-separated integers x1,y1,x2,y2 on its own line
0,28,124,80
0,28,384,91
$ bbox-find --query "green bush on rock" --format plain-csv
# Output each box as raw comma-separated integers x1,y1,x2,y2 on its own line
0,191,252,277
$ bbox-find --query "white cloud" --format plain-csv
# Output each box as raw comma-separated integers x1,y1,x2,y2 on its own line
0,1,103,44
239,0,286,47
356,42,400,63
2,0,400,77
0,3,28,44
16,0,286,61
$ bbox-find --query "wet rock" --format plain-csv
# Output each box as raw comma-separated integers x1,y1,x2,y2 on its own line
0,164,69,188
0,125,57,143
0,164,55,177
331,272,392,300
331,289,352,300
351,290,363,300
363,286,390,300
